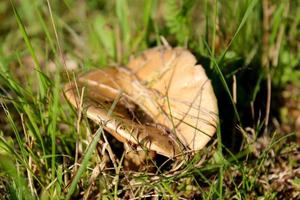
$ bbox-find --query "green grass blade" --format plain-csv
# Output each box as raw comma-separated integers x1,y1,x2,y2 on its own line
116,0,131,54
65,127,103,199
93,15,116,59
219,0,259,63
0,155,35,200
204,40,241,124
9,0,47,98
0,103,28,164
48,71,61,183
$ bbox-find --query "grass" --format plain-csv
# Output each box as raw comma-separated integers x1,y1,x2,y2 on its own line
0,0,299,199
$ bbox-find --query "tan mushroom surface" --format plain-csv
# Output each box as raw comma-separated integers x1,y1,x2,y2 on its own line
64,67,181,158
128,46,218,151
64,46,218,158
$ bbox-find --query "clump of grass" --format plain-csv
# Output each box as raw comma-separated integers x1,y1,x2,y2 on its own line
0,0,299,199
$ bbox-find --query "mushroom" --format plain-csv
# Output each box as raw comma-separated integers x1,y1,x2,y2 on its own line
64,46,218,163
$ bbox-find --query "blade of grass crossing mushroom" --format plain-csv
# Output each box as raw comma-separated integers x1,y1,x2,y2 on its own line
163,60,190,156
165,96,187,156
107,90,124,116
173,80,217,137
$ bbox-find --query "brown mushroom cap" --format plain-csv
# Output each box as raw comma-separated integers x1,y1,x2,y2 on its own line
127,46,219,151
64,46,218,158
64,67,181,158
